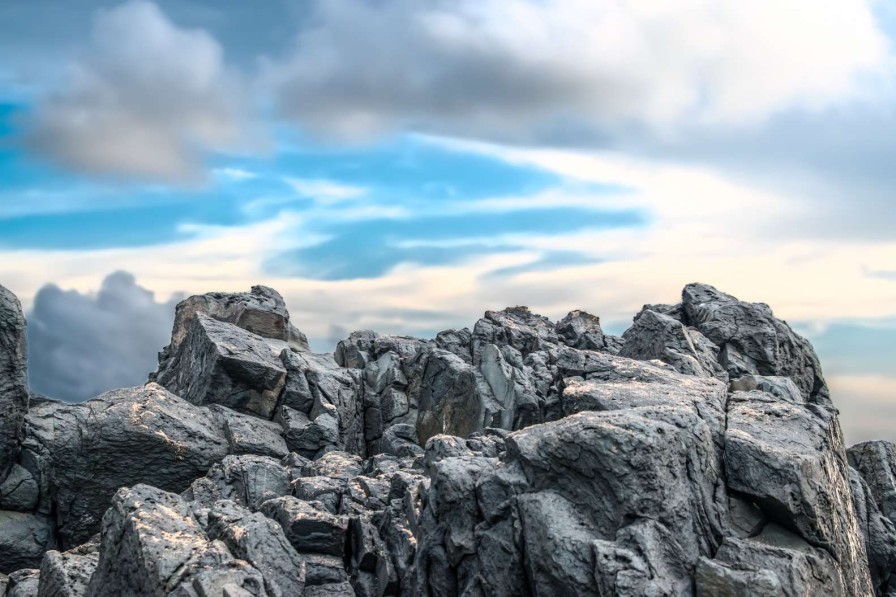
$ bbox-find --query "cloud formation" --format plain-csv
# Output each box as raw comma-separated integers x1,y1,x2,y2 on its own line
26,1,252,181
27,271,181,402
267,0,889,141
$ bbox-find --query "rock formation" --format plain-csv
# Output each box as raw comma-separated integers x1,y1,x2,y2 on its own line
0,282,892,596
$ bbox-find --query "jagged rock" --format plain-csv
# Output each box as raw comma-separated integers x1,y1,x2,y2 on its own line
0,285,28,481
0,281,888,596
620,307,728,381
416,349,483,445
213,405,288,460
162,285,298,356
185,455,291,510
724,389,872,594
681,283,829,405
20,384,229,547
555,309,606,350
5,569,39,597
37,550,97,597
0,511,55,574
87,485,267,597
0,464,38,511
848,440,896,522
206,500,306,597
849,467,896,595
260,496,349,557
154,314,287,418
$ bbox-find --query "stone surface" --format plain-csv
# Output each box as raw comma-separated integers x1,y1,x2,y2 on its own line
37,550,97,597
0,285,28,482
20,384,229,548
0,281,889,596
154,314,287,418
0,511,55,574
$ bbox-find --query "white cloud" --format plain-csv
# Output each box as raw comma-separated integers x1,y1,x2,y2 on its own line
284,177,367,204
213,167,257,181
266,0,890,141
26,1,255,181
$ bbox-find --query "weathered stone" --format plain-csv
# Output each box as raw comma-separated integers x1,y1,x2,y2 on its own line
725,390,872,595
154,314,286,418
163,285,292,355
185,455,290,510
849,467,896,596
621,308,727,380
5,569,39,597
555,309,606,351
260,496,349,557
0,285,28,482
21,384,228,547
0,464,38,512
848,440,896,522
0,511,55,574
206,500,306,597
416,349,483,445
681,283,829,405
37,550,97,597
213,405,288,460
87,485,266,597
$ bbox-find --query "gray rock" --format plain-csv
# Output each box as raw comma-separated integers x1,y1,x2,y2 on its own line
154,314,286,418
712,529,844,596
206,500,306,597
260,496,349,557
87,485,267,597
555,309,605,350
5,569,39,597
849,467,896,595
0,464,38,512
303,581,354,597
0,285,28,481
162,285,292,356
0,511,55,574
848,440,896,522
416,349,484,445
695,557,785,596
277,350,315,413
185,455,291,510
680,283,830,405
724,390,872,595
21,384,229,547
37,550,97,597
212,405,288,460
620,308,727,380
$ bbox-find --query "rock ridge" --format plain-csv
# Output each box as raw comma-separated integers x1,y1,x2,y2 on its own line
0,282,889,597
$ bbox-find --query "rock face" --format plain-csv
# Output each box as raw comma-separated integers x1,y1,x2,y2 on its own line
0,281,889,597
0,285,28,480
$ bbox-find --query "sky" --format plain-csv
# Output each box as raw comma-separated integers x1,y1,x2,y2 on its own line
0,0,894,444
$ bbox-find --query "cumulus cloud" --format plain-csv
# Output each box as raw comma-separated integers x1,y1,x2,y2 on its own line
27,271,182,402
266,0,889,141
26,1,253,181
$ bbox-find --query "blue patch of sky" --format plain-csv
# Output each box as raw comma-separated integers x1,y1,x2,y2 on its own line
798,321,896,378
0,106,641,271
266,207,644,280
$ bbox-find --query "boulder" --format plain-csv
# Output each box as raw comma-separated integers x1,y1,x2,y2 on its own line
724,390,872,595
0,511,55,574
21,384,228,547
0,285,28,481
87,485,267,597
153,314,286,418
37,550,97,597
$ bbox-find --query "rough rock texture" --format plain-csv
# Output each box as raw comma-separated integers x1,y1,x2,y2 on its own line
0,282,888,596
0,284,28,481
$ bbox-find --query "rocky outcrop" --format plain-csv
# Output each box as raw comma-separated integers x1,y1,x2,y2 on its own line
0,285,28,481
0,282,888,597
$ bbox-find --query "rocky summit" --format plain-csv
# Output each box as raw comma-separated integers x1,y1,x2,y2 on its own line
0,282,894,597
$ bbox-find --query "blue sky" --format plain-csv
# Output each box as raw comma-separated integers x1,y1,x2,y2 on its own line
1,0,895,443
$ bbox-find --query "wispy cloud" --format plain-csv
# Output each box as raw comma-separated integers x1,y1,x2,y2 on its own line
284,177,367,204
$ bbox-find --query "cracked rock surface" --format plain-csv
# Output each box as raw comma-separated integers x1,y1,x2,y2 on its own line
0,282,889,596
